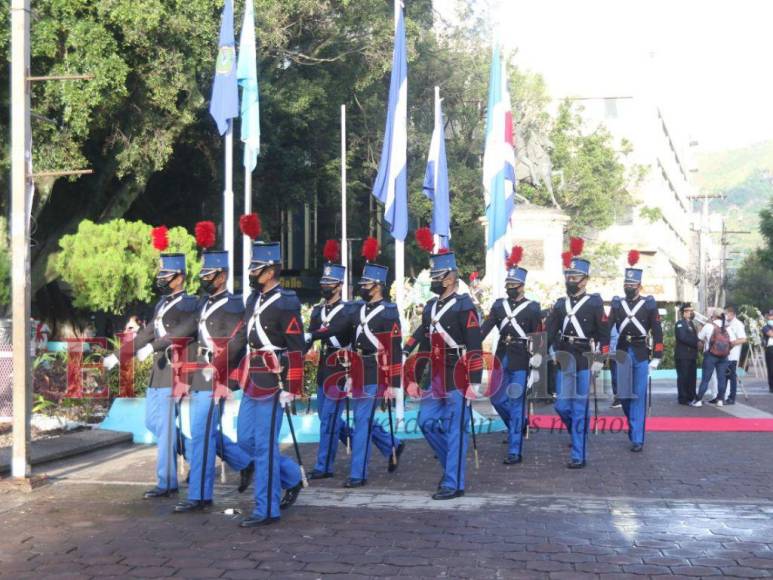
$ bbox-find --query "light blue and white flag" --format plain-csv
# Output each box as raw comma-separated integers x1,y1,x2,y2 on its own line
209,0,239,136
237,0,260,171
422,89,450,249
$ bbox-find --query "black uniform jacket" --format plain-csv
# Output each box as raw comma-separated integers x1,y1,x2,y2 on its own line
480,297,542,371
609,295,664,363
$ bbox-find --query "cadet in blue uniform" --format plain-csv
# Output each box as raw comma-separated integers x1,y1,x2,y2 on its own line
346,250,404,488
218,241,304,527
104,250,199,498
608,250,664,452
480,246,542,465
404,251,483,499
173,249,254,513
305,256,355,479
547,240,609,469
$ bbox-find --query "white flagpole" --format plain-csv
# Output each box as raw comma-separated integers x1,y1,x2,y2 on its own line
340,105,349,301
433,85,441,252
224,121,235,292
393,0,406,423
242,148,252,296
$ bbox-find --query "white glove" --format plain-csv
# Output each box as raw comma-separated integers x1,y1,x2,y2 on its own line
529,354,543,368
465,383,482,399
528,369,540,386
591,361,604,373
384,387,398,401
103,354,119,371
304,332,312,343
279,391,296,408
201,367,213,382
649,358,661,370
137,344,154,362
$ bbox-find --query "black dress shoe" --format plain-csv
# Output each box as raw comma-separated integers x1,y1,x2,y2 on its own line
238,461,255,493
309,470,334,480
503,454,522,465
432,487,464,500
143,488,178,499
343,478,367,488
630,444,643,453
567,459,586,469
280,481,303,510
725,398,735,405
173,500,212,513
387,441,405,473
239,516,280,528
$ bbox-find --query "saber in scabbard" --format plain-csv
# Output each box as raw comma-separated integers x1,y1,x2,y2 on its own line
468,399,479,469
285,404,308,487
592,370,599,435
387,395,397,464
647,375,652,417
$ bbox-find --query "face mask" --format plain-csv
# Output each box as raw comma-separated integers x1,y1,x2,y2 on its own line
321,286,337,300
358,286,372,302
565,281,580,295
156,275,175,295
767,320,773,327
200,276,218,295
430,281,445,295
624,287,638,300
248,273,262,291
689,313,695,320
506,286,522,300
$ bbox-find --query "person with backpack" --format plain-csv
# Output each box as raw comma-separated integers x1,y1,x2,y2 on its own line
691,308,737,407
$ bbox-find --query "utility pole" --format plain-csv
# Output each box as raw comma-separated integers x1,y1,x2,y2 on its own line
10,0,31,479
689,192,722,314
719,229,752,306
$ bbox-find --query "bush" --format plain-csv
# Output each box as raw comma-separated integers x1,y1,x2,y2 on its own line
55,219,201,315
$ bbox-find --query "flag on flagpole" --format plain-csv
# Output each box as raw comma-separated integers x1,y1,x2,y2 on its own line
372,0,408,242
423,87,450,249
209,0,239,136
483,46,516,250
237,0,260,171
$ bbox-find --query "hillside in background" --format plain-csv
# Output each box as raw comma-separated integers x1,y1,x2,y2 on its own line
696,141,773,269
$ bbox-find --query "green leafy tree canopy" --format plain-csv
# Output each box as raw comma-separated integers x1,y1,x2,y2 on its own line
55,219,201,314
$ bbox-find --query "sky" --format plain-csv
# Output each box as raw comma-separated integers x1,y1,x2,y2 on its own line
436,0,773,152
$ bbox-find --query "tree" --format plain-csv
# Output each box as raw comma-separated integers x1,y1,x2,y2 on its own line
727,197,773,311
55,220,201,315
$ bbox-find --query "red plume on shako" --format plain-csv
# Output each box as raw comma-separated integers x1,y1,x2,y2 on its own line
151,226,169,252
562,251,573,269
361,237,380,262
239,213,261,240
628,250,640,267
323,239,341,263
569,236,584,257
506,245,523,269
194,221,216,249
415,226,434,253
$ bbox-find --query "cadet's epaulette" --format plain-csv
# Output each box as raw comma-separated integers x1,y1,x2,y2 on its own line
554,296,566,309
527,300,542,314
279,288,301,309
177,295,200,312
455,293,475,311
382,302,400,318
644,295,657,309
311,303,323,316
223,295,246,314
589,293,604,306
345,301,363,315
611,296,622,308
244,291,259,310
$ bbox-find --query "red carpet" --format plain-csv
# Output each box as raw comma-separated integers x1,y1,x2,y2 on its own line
530,415,773,432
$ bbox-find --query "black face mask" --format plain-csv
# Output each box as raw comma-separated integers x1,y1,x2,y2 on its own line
506,286,523,301
430,281,445,295
358,286,372,302
565,281,580,295
200,276,219,295
321,286,337,300
624,287,638,300
248,273,262,291
156,275,175,295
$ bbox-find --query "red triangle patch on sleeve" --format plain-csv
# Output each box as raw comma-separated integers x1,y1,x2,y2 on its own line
285,317,302,335
392,322,400,335
466,311,479,328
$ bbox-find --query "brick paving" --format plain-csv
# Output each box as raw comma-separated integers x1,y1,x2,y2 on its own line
1,388,773,579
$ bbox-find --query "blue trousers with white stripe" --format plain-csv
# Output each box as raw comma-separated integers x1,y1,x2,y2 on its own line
313,385,351,474
490,362,528,457
145,387,181,492
349,384,400,482
617,348,649,446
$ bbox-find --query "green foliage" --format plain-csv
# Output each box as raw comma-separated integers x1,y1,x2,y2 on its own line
0,245,9,311
640,206,664,223
55,219,201,314
583,241,623,280
727,196,773,311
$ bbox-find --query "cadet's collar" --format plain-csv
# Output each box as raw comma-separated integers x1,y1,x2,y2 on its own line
366,298,384,309
438,292,457,306
569,291,586,303
261,283,281,298
324,298,342,310
508,295,526,305
166,290,184,302
208,289,228,303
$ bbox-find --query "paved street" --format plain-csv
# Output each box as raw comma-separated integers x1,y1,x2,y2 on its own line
1,381,773,579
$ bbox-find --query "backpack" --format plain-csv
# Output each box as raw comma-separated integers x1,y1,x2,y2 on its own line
708,324,731,358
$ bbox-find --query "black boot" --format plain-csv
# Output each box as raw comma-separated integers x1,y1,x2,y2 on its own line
503,454,522,465
280,481,303,509
309,470,334,480
143,488,178,499
239,516,280,528
432,487,464,500
567,459,586,469
173,500,212,513
343,478,367,488
238,461,255,493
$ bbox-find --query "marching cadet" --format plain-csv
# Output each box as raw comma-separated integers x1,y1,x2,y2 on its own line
305,240,355,479
404,235,483,500
608,250,664,452
104,226,198,498
547,237,609,469
173,225,255,513
345,237,404,488
217,236,305,527
480,246,542,465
